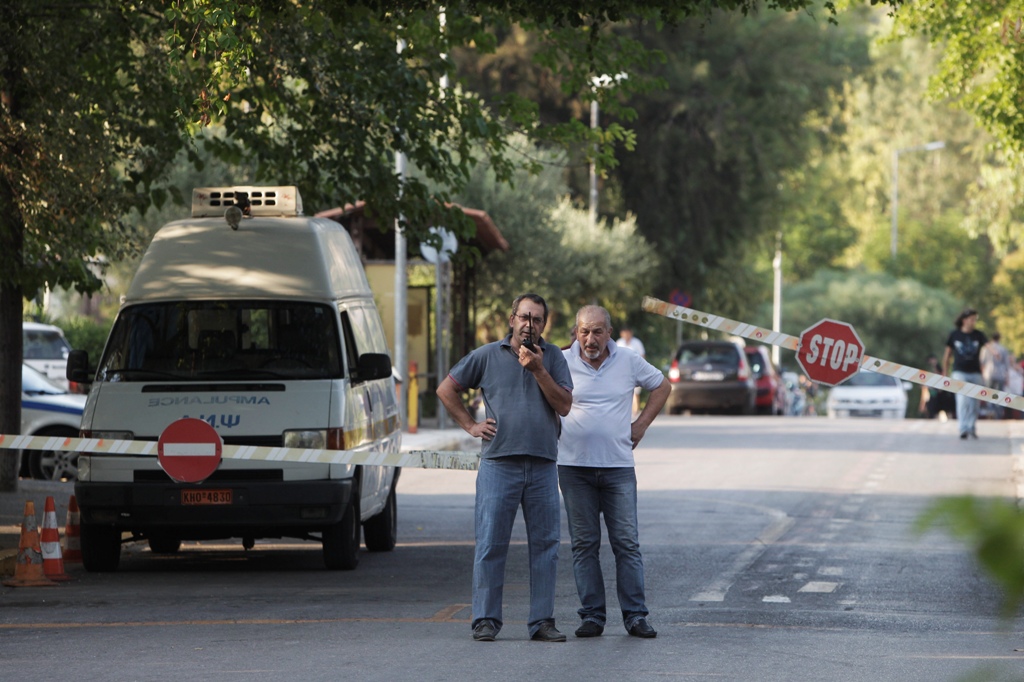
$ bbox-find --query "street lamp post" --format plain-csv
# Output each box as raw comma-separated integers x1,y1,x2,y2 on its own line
891,140,945,259
589,72,627,230
772,231,782,367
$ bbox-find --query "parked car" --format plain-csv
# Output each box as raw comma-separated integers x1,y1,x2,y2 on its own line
666,340,756,415
23,321,73,390
826,370,910,419
745,345,786,415
20,363,86,480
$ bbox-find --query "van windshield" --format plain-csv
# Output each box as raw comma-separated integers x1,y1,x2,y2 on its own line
97,301,343,382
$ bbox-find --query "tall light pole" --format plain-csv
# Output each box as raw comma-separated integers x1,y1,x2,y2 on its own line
891,140,945,259
771,231,782,367
589,72,627,230
395,37,408,427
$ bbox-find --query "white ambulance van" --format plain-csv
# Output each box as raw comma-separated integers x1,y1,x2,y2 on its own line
68,186,401,572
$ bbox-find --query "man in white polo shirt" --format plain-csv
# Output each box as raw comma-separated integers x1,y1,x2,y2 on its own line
559,305,670,638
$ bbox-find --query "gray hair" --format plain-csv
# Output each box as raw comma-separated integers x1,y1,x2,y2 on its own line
575,305,612,329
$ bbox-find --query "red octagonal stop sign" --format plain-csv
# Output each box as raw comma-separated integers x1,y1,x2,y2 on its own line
796,319,865,387
158,418,223,483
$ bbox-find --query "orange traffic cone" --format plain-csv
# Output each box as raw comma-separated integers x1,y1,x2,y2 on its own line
40,496,71,581
63,494,82,563
2,501,57,587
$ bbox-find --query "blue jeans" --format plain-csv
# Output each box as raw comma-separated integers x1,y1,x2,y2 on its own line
953,371,984,435
558,465,648,629
473,455,560,637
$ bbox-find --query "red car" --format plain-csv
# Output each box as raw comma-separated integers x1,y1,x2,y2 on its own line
745,345,786,416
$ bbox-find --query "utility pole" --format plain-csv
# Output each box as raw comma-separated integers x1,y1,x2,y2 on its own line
891,140,945,259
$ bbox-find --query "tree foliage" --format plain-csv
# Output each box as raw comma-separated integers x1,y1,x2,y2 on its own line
609,6,871,315
892,0,1024,160
453,140,657,342
1,1,185,295
778,269,960,370
991,249,1024,357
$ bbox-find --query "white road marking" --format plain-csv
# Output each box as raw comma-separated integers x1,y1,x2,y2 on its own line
689,509,794,603
799,581,840,593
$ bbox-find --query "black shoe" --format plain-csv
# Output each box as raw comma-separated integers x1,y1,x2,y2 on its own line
472,621,497,641
628,618,657,638
575,620,604,638
960,432,968,440
531,622,566,642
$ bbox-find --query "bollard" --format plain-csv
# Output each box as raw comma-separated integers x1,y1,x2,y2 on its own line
408,361,419,434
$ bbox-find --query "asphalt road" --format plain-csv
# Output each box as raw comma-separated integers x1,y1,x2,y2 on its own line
1,416,1023,682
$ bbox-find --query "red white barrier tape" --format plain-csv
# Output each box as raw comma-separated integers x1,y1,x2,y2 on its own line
0,433,480,471
642,295,1024,414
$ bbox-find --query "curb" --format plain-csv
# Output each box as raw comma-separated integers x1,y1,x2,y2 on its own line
1009,421,1024,509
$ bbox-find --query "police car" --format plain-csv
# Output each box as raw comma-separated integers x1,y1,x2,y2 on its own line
20,363,86,480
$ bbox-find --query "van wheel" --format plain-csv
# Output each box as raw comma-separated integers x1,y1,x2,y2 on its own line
363,485,397,552
81,522,121,572
323,498,360,570
148,535,182,554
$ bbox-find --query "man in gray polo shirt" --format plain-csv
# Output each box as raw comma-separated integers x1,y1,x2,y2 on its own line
437,293,573,643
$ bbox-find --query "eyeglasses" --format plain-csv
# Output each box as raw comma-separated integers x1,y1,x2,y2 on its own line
514,313,545,327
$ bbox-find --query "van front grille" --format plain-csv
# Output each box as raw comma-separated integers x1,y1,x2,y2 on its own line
134,469,284,483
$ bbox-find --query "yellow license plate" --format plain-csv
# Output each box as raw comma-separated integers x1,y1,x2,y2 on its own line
181,489,233,505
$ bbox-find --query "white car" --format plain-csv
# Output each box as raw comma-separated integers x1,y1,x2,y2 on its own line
23,321,73,389
21,363,86,480
826,370,910,419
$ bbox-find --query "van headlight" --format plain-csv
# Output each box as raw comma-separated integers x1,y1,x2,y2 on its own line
283,429,327,449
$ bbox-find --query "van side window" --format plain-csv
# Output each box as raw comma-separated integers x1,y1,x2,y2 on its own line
339,310,362,383
347,304,391,355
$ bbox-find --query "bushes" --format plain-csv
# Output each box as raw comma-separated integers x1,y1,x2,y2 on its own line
57,316,112,362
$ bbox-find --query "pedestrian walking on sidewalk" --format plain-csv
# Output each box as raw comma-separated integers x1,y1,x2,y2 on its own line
942,308,987,439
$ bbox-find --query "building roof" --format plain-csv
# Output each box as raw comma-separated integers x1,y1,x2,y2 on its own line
315,202,509,260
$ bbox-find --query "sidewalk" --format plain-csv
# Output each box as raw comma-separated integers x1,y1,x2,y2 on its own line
0,428,476,577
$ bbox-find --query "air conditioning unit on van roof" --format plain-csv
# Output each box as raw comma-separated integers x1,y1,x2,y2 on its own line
191,186,303,218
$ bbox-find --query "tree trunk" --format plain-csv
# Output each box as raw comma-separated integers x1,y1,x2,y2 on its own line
0,278,24,494
0,76,24,491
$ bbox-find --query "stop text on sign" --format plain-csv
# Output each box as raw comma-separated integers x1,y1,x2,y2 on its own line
796,318,865,386
804,335,861,372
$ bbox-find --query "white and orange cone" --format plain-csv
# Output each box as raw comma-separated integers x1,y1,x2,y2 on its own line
3,501,57,587
63,494,82,563
40,496,71,582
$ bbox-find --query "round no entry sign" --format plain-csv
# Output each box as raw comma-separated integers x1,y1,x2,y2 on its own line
157,418,223,483
796,318,865,387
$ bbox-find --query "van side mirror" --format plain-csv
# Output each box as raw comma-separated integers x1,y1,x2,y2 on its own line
356,353,393,381
67,349,92,384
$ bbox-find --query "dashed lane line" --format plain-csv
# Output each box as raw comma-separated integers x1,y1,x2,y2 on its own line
689,504,794,603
